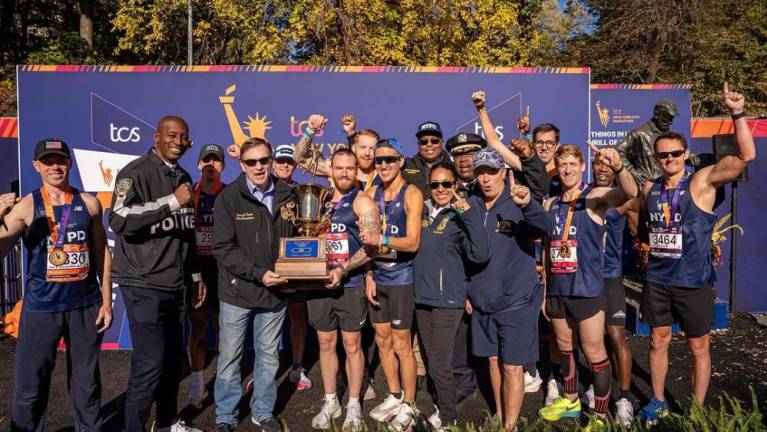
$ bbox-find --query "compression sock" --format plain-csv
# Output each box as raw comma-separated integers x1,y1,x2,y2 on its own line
591,358,612,418
560,350,578,398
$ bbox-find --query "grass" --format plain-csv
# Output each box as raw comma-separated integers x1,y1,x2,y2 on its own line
323,388,764,432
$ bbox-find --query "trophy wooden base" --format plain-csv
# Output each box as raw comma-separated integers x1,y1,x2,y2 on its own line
275,237,328,291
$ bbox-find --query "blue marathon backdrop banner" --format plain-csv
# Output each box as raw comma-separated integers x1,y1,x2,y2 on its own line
16,65,591,348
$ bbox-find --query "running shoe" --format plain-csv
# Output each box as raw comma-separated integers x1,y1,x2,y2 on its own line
538,397,582,421
369,393,403,422
312,398,343,429
637,396,669,425
524,370,543,393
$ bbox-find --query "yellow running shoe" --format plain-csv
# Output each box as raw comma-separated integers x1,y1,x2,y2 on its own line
538,397,582,421
583,415,607,432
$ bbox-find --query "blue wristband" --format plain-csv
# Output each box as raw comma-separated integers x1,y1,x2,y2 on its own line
384,236,390,246
304,127,316,140
524,133,533,141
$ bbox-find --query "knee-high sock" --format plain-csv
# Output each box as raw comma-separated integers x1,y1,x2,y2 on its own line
560,350,577,396
591,358,612,417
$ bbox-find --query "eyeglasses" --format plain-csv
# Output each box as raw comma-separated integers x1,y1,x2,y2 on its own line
655,150,685,160
534,140,558,149
241,157,272,167
375,156,401,165
429,181,455,190
419,138,441,145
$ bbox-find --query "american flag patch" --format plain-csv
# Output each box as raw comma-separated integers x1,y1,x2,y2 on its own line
46,141,63,149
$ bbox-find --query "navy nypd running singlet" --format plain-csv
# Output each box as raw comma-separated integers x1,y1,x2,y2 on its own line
325,189,365,288
372,183,414,285
645,174,717,288
22,188,101,312
547,186,605,297
603,207,625,279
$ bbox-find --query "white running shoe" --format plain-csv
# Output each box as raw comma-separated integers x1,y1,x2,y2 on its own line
342,402,363,431
545,378,560,406
524,370,543,393
388,403,417,432
154,420,203,432
312,398,343,429
369,393,403,422
427,405,441,430
584,384,595,410
363,378,377,401
616,397,635,426
289,365,313,391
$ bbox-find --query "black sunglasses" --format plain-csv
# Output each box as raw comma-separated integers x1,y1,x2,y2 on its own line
429,181,455,190
374,156,401,165
241,156,272,167
419,137,441,145
655,150,685,160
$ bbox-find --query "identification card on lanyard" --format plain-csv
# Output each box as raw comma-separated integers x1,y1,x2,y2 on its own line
41,187,90,282
549,185,583,274
650,173,689,259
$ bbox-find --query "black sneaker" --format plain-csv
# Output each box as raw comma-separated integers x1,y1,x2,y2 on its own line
252,417,282,432
216,423,235,432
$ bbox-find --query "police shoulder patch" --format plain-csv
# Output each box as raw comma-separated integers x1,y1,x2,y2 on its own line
115,178,133,197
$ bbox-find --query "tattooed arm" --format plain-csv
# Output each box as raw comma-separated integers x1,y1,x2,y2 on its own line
344,193,381,272
295,114,331,177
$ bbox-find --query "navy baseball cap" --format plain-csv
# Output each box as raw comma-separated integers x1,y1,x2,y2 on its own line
472,148,504,171
416,121,443,139
34,138,71,160
198,143,224,161
375,137,404,156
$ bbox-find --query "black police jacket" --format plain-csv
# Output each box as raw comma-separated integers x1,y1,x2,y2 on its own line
109,150,200,292
403,151,454,198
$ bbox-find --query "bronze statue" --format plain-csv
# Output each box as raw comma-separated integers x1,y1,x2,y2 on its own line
617,99,678,185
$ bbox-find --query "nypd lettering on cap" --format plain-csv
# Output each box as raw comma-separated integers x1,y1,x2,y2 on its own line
421,123,438,131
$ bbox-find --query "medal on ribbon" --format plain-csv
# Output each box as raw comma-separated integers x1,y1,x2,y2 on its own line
41,186,74,267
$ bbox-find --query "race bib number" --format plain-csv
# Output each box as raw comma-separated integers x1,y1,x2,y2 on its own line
326,232,350,266
195,225,214,256
549,239,578,274
46,243,90,282
649,228,683,259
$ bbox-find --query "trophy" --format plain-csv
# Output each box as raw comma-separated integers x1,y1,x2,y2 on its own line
274,143,334,289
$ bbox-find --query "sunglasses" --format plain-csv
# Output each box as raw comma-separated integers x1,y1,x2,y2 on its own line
374,156,401,165
419,137,441,145
241,156,272,167
429,181,455,190
655,150,685,160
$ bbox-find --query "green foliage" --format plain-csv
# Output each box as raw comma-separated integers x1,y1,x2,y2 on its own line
0,0,765,116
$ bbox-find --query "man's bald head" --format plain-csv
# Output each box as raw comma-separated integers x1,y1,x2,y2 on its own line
157,115,189,133
154,115,192,163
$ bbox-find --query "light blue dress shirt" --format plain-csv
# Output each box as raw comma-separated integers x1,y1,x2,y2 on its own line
246,176,275,215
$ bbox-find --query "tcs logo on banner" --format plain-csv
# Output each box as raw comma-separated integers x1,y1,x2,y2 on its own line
110,123,141,143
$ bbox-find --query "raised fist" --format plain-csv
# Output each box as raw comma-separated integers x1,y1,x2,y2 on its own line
226,144,241,159
174,182,194,207
723,82,745,115
0,192,19,219
511,184,531,207
589,141,623,172
471,91,486,110
308,114,328,134
341,114,357,136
